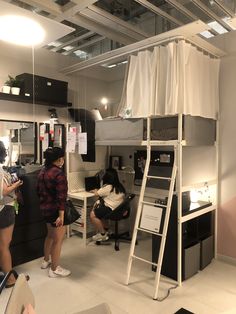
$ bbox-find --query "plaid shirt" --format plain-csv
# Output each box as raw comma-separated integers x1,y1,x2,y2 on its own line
37,165,68,217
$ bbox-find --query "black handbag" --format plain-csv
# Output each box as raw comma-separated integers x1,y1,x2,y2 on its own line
63,200,80,225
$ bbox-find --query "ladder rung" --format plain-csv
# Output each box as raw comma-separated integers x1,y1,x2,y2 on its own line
132,254,158,267
142,201,167,208
147,175,171,180
137,227,163,236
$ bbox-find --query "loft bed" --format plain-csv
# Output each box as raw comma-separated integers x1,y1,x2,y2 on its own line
96,37,220,147
95,115,216,146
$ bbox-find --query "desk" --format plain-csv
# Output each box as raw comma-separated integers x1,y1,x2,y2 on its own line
67,191,95,246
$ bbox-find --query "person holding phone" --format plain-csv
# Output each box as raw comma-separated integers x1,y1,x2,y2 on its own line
37,147,71,278
0,141,24,288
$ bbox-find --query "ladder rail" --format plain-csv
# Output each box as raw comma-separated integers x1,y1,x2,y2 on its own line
126,117,152,285
153,156,177,299
126,116,178,301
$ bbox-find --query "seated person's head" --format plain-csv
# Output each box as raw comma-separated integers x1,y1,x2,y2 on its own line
102,168,126,194
102,168,119,185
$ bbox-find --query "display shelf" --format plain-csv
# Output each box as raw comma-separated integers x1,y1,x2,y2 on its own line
0,92,72,108
67,191,95,246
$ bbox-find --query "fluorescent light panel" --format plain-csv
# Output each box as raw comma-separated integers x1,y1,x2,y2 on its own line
208,20,228,34
200,30,215,38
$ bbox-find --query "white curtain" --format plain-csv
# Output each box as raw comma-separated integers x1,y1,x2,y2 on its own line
118,41,220,119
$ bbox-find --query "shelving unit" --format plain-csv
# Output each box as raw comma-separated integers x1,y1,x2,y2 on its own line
67,191,95,246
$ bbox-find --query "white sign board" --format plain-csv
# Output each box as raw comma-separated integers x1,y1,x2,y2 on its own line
140,204,163,233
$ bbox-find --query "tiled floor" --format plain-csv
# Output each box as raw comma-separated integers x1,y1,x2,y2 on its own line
1,236,236,314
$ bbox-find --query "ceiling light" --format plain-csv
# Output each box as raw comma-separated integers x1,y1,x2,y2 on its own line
107,64,117,68
73,50,87,58
101,97,108,105
200,31,215,38
48,41,62,47
0,15,45,46
63,45,74,51
208,21,228,34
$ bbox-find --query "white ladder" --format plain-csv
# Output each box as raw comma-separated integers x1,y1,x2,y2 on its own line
126,117,177,300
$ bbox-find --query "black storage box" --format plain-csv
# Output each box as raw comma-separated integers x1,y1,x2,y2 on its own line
16,73,68,105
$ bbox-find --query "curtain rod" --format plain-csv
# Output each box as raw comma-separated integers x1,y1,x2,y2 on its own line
60,21,225,74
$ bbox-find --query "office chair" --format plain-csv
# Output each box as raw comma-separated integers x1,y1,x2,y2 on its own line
98,193,135,251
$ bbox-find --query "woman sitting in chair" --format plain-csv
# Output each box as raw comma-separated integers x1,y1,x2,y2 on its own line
90,168,125,242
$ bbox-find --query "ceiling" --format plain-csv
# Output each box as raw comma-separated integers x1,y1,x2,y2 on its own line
1,0,236,64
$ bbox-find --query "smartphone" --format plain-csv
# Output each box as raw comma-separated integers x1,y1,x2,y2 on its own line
11,173,18,183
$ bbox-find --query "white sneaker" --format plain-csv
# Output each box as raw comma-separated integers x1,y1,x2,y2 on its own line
48,266,71,278
92,232,109,242
41,259,51,269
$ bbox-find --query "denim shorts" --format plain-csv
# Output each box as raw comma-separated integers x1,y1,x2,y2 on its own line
0,205,15,229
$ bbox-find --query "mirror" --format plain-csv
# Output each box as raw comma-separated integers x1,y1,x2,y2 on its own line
0,120,37,167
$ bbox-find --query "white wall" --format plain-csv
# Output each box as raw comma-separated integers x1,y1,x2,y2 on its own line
209,32,236,259
0,42,116,178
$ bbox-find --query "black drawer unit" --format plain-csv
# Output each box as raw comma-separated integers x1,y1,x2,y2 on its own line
152,196,214,281
16,73,68,105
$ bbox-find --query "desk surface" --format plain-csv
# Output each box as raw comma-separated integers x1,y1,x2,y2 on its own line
68,190,95,199
183,201,212,216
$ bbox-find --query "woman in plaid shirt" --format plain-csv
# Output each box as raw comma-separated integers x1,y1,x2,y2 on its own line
37,147,71,278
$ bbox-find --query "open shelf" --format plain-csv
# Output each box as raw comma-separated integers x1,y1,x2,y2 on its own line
0,92,72,108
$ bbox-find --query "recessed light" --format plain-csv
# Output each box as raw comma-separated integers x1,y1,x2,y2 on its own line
0,15,45,46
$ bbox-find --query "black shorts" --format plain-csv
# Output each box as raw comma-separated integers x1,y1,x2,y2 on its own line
0,205,15,229
94,203,112,219
43,213,58,227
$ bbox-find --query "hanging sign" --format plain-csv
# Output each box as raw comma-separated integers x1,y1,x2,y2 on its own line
39,124,46,141
42,133,49,153
78,132,87,155
140,204,163,233
66,127,76,153
49,119,54,140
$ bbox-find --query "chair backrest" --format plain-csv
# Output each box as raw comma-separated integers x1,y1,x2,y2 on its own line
106,193,135,220
5,274,35,314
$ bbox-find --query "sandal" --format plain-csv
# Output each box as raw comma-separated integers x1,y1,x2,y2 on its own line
5,274,30,289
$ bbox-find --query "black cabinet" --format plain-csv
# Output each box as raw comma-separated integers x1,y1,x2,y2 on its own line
10,171,47,266
152,196,214,281
15,73,69,107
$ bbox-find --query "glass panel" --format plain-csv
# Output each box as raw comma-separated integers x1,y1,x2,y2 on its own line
220,0,236,13
149,0,192,24
0,121,36,167
95,0,150,23
201,0,228,18
182,1,213,23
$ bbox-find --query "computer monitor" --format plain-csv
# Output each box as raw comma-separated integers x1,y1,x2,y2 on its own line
84,176,100,192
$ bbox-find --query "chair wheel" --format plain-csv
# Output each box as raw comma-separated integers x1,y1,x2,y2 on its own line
115,245,120,251
96,241,101,245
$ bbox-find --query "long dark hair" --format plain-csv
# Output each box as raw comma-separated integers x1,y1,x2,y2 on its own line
44,147,65,168
102,168,126,194
0,141,7,164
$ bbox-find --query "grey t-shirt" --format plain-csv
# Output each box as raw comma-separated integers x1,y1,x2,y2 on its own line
0,167,15,211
